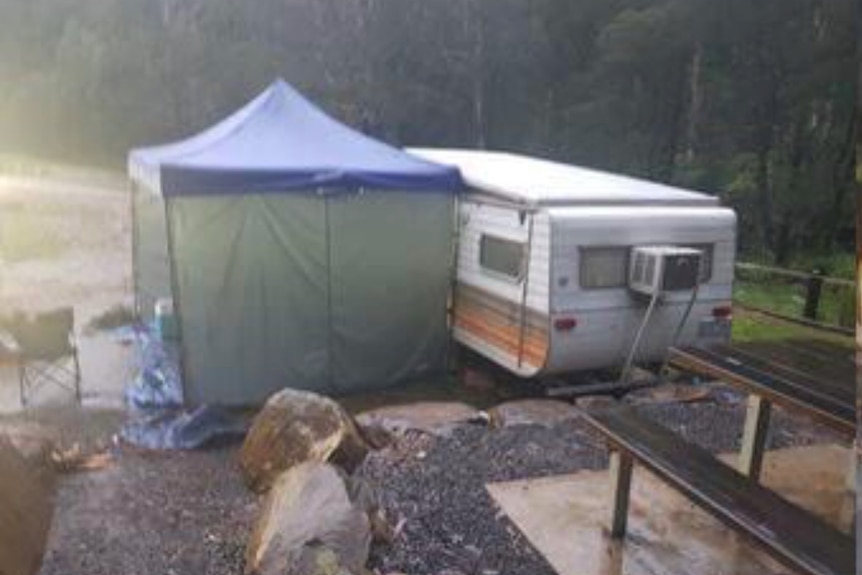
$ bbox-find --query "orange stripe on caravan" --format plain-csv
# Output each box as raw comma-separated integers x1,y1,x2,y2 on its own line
453,283,549,369
455,312,548,364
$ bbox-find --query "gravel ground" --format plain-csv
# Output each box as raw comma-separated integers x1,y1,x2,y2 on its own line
38,445,256,575
35,389,842,575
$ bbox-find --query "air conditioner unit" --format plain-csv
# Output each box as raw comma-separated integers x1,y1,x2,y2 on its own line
629,246,702,296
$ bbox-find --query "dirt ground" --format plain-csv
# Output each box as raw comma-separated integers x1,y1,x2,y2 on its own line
39,445,256,575
0,172,133,412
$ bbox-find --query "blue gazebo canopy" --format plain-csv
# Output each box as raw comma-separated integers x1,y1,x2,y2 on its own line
129,79,461,196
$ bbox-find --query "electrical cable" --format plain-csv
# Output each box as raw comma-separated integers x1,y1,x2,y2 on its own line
620,256,704,386
658,283,700,383
618,289,661,385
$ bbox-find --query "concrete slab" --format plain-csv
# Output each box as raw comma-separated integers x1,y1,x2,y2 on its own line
487,444,853,575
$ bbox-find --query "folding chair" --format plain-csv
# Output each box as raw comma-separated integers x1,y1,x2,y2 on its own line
10,308,81,407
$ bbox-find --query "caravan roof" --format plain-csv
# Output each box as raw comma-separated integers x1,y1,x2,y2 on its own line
409,148,718,208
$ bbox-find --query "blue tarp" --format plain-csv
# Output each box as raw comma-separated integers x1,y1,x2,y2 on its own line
129,79,461,196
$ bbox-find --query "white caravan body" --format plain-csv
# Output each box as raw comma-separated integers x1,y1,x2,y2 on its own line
411,149,737,378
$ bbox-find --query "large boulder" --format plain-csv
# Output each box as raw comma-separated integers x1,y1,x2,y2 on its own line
240,389,368,493
0,436,55,575
245,462,371,575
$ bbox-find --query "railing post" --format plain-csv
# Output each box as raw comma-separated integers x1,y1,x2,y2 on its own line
803,268,823,321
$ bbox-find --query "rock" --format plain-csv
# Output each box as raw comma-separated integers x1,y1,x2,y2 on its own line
294,545,352,575
245,463,371,575
0,437,55,575
459,367,496,391
624,383,713,405
240,389,369,493
4,432,56,488
345,473,397,545
487,399,578,429
354,402,482,446
575,395,618,411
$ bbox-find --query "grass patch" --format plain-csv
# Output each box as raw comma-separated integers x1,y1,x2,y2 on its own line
732,309,854,348
734,276,855,328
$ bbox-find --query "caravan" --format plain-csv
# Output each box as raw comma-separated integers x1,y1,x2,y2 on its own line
411,149,737,378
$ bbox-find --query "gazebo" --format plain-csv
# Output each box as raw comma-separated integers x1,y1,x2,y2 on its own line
128,79,461,405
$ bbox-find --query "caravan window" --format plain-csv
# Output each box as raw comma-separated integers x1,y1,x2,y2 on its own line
687,244,714,283
580,247,629,289
579,244,714,289
480,235,526,281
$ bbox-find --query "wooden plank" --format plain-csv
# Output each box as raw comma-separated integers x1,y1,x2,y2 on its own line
735,262,855,288
844,453,856,494
692,344,853,418
584,406,854,575
738,395,771,480
710,343,851,402
735,340,852,388
668,346,854,437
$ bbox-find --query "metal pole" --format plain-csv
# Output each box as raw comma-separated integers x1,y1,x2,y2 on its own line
163,198,189,405
517,212,535,368
324,192,334,389
445,195,461,371
130,182,140,318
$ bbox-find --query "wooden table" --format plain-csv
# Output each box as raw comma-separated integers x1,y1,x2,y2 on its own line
668,340,855,481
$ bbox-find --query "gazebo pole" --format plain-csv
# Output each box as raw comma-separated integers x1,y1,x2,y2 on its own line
323,190,335,390
163,197,190,405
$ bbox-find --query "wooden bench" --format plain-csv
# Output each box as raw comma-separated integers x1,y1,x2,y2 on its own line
584,406,853,575
668,344,854,482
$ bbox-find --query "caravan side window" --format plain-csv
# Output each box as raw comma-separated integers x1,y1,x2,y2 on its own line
480,235,526,281
687,243,714,283
580,247,629,289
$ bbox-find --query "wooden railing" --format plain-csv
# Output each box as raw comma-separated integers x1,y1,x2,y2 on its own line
734,262,854,336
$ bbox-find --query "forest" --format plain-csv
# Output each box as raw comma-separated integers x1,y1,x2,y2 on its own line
0,0,857,263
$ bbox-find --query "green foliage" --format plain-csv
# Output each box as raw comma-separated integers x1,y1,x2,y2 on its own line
732,312,854,348
734,262,855,328
0,0,855,259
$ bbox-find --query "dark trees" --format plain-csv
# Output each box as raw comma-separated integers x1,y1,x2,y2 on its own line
0,0,855,258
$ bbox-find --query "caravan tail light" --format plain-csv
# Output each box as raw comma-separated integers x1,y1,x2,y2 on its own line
712,305,732,319
554,317,578,331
